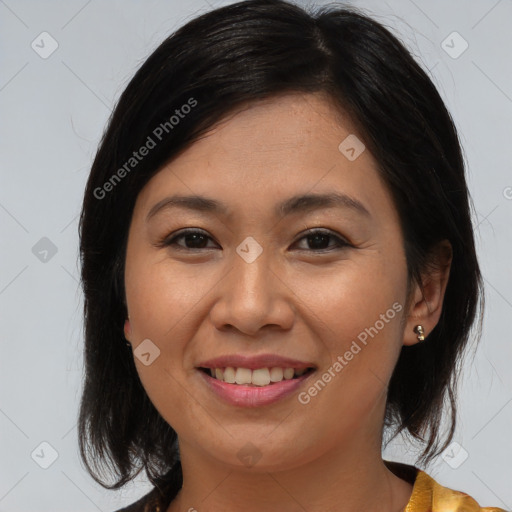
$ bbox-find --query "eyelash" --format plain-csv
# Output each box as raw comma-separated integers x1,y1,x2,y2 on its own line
158,228,351,253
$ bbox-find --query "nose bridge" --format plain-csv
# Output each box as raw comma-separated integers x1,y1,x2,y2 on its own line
210,237,292,334
230,238,274,304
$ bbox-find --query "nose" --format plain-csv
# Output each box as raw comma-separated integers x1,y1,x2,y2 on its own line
209,245,295,336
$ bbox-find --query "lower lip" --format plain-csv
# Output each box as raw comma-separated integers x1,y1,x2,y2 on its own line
197,369,314,407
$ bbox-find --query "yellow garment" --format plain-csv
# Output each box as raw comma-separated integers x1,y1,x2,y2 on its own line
405,469,508,512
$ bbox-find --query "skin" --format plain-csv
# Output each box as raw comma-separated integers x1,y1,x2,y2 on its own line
123,92,452,512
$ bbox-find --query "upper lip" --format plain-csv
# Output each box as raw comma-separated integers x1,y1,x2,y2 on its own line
197,353,316,370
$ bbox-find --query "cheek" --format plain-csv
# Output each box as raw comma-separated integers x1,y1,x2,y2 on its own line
124,258,197,427
295,262,407,414
290,259,405,345
125,253,209,342
297,271,405,438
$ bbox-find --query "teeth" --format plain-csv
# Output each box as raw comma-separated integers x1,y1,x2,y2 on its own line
252,368,271,386
223,367,236,383
269,367,283,382
283,368,294,380
207,366,310,386
235,367,252,385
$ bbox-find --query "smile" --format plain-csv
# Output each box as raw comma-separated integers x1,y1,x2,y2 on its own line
196,366,316,407
199,366,314,386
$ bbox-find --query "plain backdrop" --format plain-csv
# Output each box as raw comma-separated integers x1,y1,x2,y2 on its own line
1,0,511,511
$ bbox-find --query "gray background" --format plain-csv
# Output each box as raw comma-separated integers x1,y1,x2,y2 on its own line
1,0,511,510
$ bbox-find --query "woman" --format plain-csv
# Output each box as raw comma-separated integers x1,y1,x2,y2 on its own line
77,1,508,511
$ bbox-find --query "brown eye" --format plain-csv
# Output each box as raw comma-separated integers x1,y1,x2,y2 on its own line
158,228,350,253
294,229,350,252
162,229,218,250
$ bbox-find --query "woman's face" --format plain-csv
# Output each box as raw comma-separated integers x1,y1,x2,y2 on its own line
124,92,415,471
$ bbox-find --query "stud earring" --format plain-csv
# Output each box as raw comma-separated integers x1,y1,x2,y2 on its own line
413,325,425,342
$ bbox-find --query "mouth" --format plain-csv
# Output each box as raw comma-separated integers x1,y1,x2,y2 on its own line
197,366,316,387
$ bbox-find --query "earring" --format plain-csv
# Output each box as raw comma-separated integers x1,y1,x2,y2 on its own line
413,325,425,342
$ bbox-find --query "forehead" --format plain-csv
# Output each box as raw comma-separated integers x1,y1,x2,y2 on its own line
134,92,394,224
194,92,362,162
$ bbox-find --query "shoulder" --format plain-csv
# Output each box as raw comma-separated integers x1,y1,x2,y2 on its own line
406,469,508,512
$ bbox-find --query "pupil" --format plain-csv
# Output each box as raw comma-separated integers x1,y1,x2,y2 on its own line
187,233,206,248
308,234,329,249
185,233,330,249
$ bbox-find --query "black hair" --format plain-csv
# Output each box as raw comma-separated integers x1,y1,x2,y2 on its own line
78,0,483,506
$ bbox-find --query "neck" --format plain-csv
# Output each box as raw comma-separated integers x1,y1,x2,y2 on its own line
167,435,413,512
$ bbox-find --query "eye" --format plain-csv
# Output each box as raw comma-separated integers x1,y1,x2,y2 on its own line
293,228,350,252
158,228,350,253
160,229,218,251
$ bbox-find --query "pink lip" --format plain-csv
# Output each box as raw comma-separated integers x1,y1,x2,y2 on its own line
197,353,315,370
197,368,314,407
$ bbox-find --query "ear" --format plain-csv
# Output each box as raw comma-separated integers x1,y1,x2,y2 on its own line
124,318,132,341
403,239,453,346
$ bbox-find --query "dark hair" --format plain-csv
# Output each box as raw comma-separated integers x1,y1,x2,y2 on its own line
78,0,483,503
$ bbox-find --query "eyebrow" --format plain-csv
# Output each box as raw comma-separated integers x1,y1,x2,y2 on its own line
146,192,371,222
